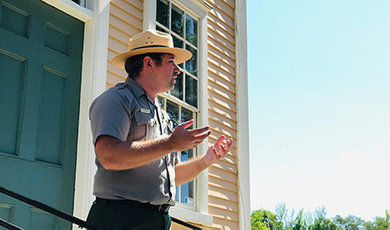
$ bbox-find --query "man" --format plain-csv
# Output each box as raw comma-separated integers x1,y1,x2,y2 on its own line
86,29,232,230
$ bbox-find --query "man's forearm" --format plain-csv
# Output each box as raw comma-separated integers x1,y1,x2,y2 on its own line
174,157,209,185
96,135,175,170
96,121,211,171
174,136,233,185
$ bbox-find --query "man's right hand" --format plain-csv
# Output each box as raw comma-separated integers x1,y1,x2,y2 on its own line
168,120,211,151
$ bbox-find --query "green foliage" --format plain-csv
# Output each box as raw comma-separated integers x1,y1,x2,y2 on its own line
310,217,337,230
333,215,365,230
363,210,390,230
251,205,390,230
251,209,283,230
292,209,305,230
307,207,336,230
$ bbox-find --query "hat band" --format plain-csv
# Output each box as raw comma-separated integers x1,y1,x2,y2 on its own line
131,44,170,51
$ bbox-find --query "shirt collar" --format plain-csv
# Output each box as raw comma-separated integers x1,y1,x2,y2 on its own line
125,77,156,106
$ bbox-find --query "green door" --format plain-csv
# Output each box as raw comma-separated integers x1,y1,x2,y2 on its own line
0,0,84,229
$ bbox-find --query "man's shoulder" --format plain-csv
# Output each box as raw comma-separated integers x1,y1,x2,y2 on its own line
91,83,136,109
100,83,135,100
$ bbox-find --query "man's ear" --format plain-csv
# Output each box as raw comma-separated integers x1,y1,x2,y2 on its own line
143,56,154,71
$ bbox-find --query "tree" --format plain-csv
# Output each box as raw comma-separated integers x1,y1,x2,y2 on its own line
275,203,289,227
363,210,390,230
292,209,305,230
309,207,337,230
252,209,283,230
333,215,364,230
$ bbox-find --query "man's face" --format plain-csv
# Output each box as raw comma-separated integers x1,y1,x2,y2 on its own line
153,54,181,92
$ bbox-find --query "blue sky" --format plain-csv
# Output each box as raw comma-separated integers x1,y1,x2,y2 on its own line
248,0,390,220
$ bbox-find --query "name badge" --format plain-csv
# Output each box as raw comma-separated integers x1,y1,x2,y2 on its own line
140,108,150,114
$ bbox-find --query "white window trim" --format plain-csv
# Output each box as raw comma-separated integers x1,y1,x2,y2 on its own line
42,1,110,228
144,0,212,226
235,0,251,229
73,1,111,227
42,0,94,21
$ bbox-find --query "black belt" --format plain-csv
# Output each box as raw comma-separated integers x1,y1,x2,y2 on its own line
94,197,171,214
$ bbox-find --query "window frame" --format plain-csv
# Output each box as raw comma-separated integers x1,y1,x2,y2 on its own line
144,0,212,225
156,0,200,210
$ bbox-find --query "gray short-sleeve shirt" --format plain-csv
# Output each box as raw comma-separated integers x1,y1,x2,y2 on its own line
89,78,178,205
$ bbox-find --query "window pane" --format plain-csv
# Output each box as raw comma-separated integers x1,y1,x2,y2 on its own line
173,35,184,68
185,45,197,76
181,182,189,203
172,34,183,48
175,185,179,201
171,4,184,37
156,25,168,33
185,75,198,108
157,96,164,107
157,0,169,28
166,100,179,127
181,149,189,162
181,107,192,123
180,149,194,204
188,180,194,201
186,15,197,46
171,72,183,100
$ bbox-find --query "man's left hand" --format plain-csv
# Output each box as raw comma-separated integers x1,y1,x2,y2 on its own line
203,135,233,166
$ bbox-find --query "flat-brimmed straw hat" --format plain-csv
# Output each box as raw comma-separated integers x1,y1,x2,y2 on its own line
112,29,192,68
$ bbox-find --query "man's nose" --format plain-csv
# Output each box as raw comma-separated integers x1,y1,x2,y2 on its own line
174,64,181,75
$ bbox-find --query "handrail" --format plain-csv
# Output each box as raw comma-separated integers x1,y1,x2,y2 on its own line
0,185,96,230
0,217,23,230
0,185,201,230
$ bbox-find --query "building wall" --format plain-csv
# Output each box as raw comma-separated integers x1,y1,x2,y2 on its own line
106,0,241,229
205,0,239,229
106,0,143,86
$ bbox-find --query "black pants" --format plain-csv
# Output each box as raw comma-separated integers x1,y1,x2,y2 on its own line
86,201,172,230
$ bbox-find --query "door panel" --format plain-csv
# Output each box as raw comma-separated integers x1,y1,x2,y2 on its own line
0,51,26,156
0,0,84,229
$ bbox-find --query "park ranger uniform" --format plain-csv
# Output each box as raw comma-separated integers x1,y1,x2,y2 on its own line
87,77,177,229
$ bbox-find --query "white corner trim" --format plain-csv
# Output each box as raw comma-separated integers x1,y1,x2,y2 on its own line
235,0,251,230
143,0,157,30
42,0,94,22
178,0,211,14
197,10,210,215
72,0,110,227
170,206,213,226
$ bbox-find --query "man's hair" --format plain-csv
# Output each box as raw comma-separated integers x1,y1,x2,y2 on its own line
125,53,165,79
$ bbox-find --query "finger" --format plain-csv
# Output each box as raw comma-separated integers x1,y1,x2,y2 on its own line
193,130,211,140
189,126,210,136
226,138,232,148
226,139,233,150
221,139,232,153
215,135,226,147
179,120,194,129
222,142,230,153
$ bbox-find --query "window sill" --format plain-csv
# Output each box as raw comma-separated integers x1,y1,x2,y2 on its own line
170,206,213,226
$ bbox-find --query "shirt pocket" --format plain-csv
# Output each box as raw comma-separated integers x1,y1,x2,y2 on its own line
132,111,158,141
131,112,150,141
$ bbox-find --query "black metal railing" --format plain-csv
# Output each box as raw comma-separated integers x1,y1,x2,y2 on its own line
0,217,23,230
0,185,201,230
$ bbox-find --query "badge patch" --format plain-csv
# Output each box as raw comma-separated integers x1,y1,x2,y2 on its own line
140,108,150,114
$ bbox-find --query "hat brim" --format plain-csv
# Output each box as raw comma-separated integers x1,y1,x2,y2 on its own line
111,47,192,69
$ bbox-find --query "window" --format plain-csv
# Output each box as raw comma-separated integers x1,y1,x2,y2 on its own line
156,0,199,209
158,96,197,207
71,0,86,7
